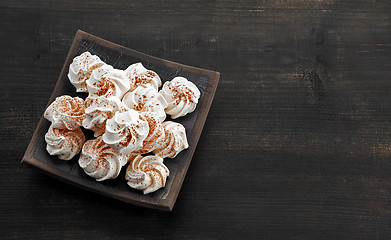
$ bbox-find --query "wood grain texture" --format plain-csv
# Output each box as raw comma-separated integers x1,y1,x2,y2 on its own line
1,0,391,239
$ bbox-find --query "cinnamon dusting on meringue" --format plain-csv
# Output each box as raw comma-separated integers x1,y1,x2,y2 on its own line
83,96,128,137
79,137,125,181
45,125,85,160
124,63,161,91
131,112,165,155
125,155,169,194
153,121,189,159
68,51,105,92
102,109,149,155
160,77,200,119
44,95,86,130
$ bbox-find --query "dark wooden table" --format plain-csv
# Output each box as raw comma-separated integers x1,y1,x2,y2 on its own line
1,1,391,239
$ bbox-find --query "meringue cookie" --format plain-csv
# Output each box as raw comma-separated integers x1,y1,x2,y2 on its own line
153,121,189,159
123,152,139,163
160,76,200,119
79,137,126,181
133,112,165,155
125,155,169,194
86,65,130,99
68,51,105,92
44,95,86,130
122,85,168,122
102,109,149,155
124,63,161,91
83,96,128,137
45,125,85,160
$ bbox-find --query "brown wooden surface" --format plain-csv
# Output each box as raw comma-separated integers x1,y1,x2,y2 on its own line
1,0,391,239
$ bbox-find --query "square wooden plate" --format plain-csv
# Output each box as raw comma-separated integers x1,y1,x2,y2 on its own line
22,30,220,211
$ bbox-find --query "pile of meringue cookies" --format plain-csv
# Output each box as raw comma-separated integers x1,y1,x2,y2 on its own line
43,51,200,194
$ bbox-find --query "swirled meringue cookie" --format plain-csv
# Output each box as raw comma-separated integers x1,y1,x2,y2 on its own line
79,137,126,181
153,121,189,158
86,65,130,99
160,77,200,119
122,85,168,122
102,109,149,155
83,96,128,137
44,95,86,130
68,51,105,92
45,125,85,160
132,112,165,155
125,155,169,194
124,63,161,92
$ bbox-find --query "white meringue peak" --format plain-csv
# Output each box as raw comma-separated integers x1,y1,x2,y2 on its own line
45,124,85,160
79,137,126,181
122,85,168,122
153,121,189,159
83,96,128,137
87,65,130,99
160,76,200,119
44,95,86,131
125,155,169,194
68,51,105,92
102,109,149,155
124,63,161,92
